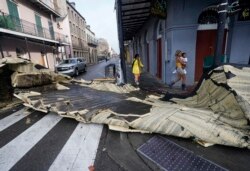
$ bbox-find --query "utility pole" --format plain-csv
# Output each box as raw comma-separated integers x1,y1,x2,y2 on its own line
117,0,127,83
214,0,228,67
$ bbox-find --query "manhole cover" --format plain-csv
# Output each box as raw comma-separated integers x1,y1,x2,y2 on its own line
137,136,227,171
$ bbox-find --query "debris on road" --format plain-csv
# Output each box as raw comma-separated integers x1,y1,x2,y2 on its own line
1,58,250,149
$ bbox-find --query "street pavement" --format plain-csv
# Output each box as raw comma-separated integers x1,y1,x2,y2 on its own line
0,58,250,171
0,60,110,171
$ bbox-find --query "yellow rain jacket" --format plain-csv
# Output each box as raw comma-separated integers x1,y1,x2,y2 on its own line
132,58,144,74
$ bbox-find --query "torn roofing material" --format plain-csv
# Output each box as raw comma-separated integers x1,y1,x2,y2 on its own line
10,61,250,149
0,57,71,88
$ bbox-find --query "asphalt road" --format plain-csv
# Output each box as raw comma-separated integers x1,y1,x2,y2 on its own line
1,59,250,171
0,60,112,171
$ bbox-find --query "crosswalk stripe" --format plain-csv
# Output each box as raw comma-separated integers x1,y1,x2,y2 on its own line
0,113,62,171
49,123,103,171
0,109,30,132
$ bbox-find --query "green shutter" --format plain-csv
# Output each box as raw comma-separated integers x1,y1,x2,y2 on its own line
7,0,21,31
7,0,19,18
48,21,55,40
35,14,44,37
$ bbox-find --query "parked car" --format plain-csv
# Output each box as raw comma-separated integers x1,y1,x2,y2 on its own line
55,58,87,76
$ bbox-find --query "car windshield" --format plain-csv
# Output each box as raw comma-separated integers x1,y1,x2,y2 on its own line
61,59,77,64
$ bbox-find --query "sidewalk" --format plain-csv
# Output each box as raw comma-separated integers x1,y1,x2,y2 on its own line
93,64,250,171
126,65,188,95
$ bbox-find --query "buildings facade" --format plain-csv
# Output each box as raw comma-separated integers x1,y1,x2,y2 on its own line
86,25,98,63
0,0,71,70
117,0,250,85
66,1,89,60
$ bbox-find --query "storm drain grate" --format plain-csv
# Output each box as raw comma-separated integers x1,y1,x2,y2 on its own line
137,136,227,171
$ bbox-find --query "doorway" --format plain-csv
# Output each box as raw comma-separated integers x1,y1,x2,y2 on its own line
156,38,162,79
195,29,227,81
146,43,149,72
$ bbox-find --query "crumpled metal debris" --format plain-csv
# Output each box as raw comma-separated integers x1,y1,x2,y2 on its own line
5,58,250,149
0,57,71,88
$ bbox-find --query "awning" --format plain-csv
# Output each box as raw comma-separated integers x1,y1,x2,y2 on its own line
120,0,152,41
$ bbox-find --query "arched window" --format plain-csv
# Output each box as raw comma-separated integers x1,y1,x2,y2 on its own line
198,7,218,24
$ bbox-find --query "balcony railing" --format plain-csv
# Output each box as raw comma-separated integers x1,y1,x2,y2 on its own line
87,39,98,47
72,40,89,51
30,0,61,17
0,13,68,44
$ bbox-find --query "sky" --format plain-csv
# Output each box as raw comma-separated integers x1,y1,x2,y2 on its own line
72,0,119,53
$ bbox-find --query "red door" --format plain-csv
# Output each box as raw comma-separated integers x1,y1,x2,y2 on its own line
195,30,227,81
156,38,162,79
147,43,150,72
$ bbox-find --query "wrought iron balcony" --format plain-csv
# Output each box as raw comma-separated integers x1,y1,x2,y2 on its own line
29,0,61,17
87,38,98,47
0,13,69,44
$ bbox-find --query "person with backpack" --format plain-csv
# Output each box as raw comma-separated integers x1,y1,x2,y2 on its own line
132,54,144,86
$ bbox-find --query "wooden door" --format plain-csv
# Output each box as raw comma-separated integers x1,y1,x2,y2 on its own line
195,30,227,81
156,38,162,79
195,30,217,81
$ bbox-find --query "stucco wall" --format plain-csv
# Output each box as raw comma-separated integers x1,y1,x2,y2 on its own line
165,26,197,85
229,21,250,64
1,37,55,70
1,0,9,14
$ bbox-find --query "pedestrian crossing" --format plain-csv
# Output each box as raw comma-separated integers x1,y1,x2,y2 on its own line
0,108,31,132
0,107,103,171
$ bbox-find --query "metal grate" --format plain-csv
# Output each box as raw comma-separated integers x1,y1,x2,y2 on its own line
137,136,227,171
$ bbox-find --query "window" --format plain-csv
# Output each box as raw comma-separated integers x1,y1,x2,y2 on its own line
69,21,72,31
7,0,21,31
7,0,19,18
35,14,43,37
198,9,218,24
48,20,55,39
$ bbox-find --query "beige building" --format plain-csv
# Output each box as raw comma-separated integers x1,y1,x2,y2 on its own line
0,0,71,70
86,25,98,63
66,1,88,59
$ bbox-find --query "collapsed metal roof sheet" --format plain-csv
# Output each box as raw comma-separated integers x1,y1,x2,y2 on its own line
9,63,249,149
2,58,249,149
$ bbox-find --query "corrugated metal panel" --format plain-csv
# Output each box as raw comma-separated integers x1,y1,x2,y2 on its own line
13,64,250,149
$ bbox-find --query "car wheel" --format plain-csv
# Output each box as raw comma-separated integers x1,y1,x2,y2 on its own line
75,68,79,76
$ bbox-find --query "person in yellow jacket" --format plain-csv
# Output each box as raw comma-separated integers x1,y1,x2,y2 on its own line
132,54,144,85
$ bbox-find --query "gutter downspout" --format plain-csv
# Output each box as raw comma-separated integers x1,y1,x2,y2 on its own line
214,0,228,67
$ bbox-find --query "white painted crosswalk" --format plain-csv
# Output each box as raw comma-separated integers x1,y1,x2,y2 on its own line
0,109,103,171
0,109,31,131
49,123,103,171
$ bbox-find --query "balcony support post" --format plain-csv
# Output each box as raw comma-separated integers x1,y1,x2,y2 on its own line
25,37,31,60
117,0,127,83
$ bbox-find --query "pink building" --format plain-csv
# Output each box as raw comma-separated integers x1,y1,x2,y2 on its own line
0,0,71,70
